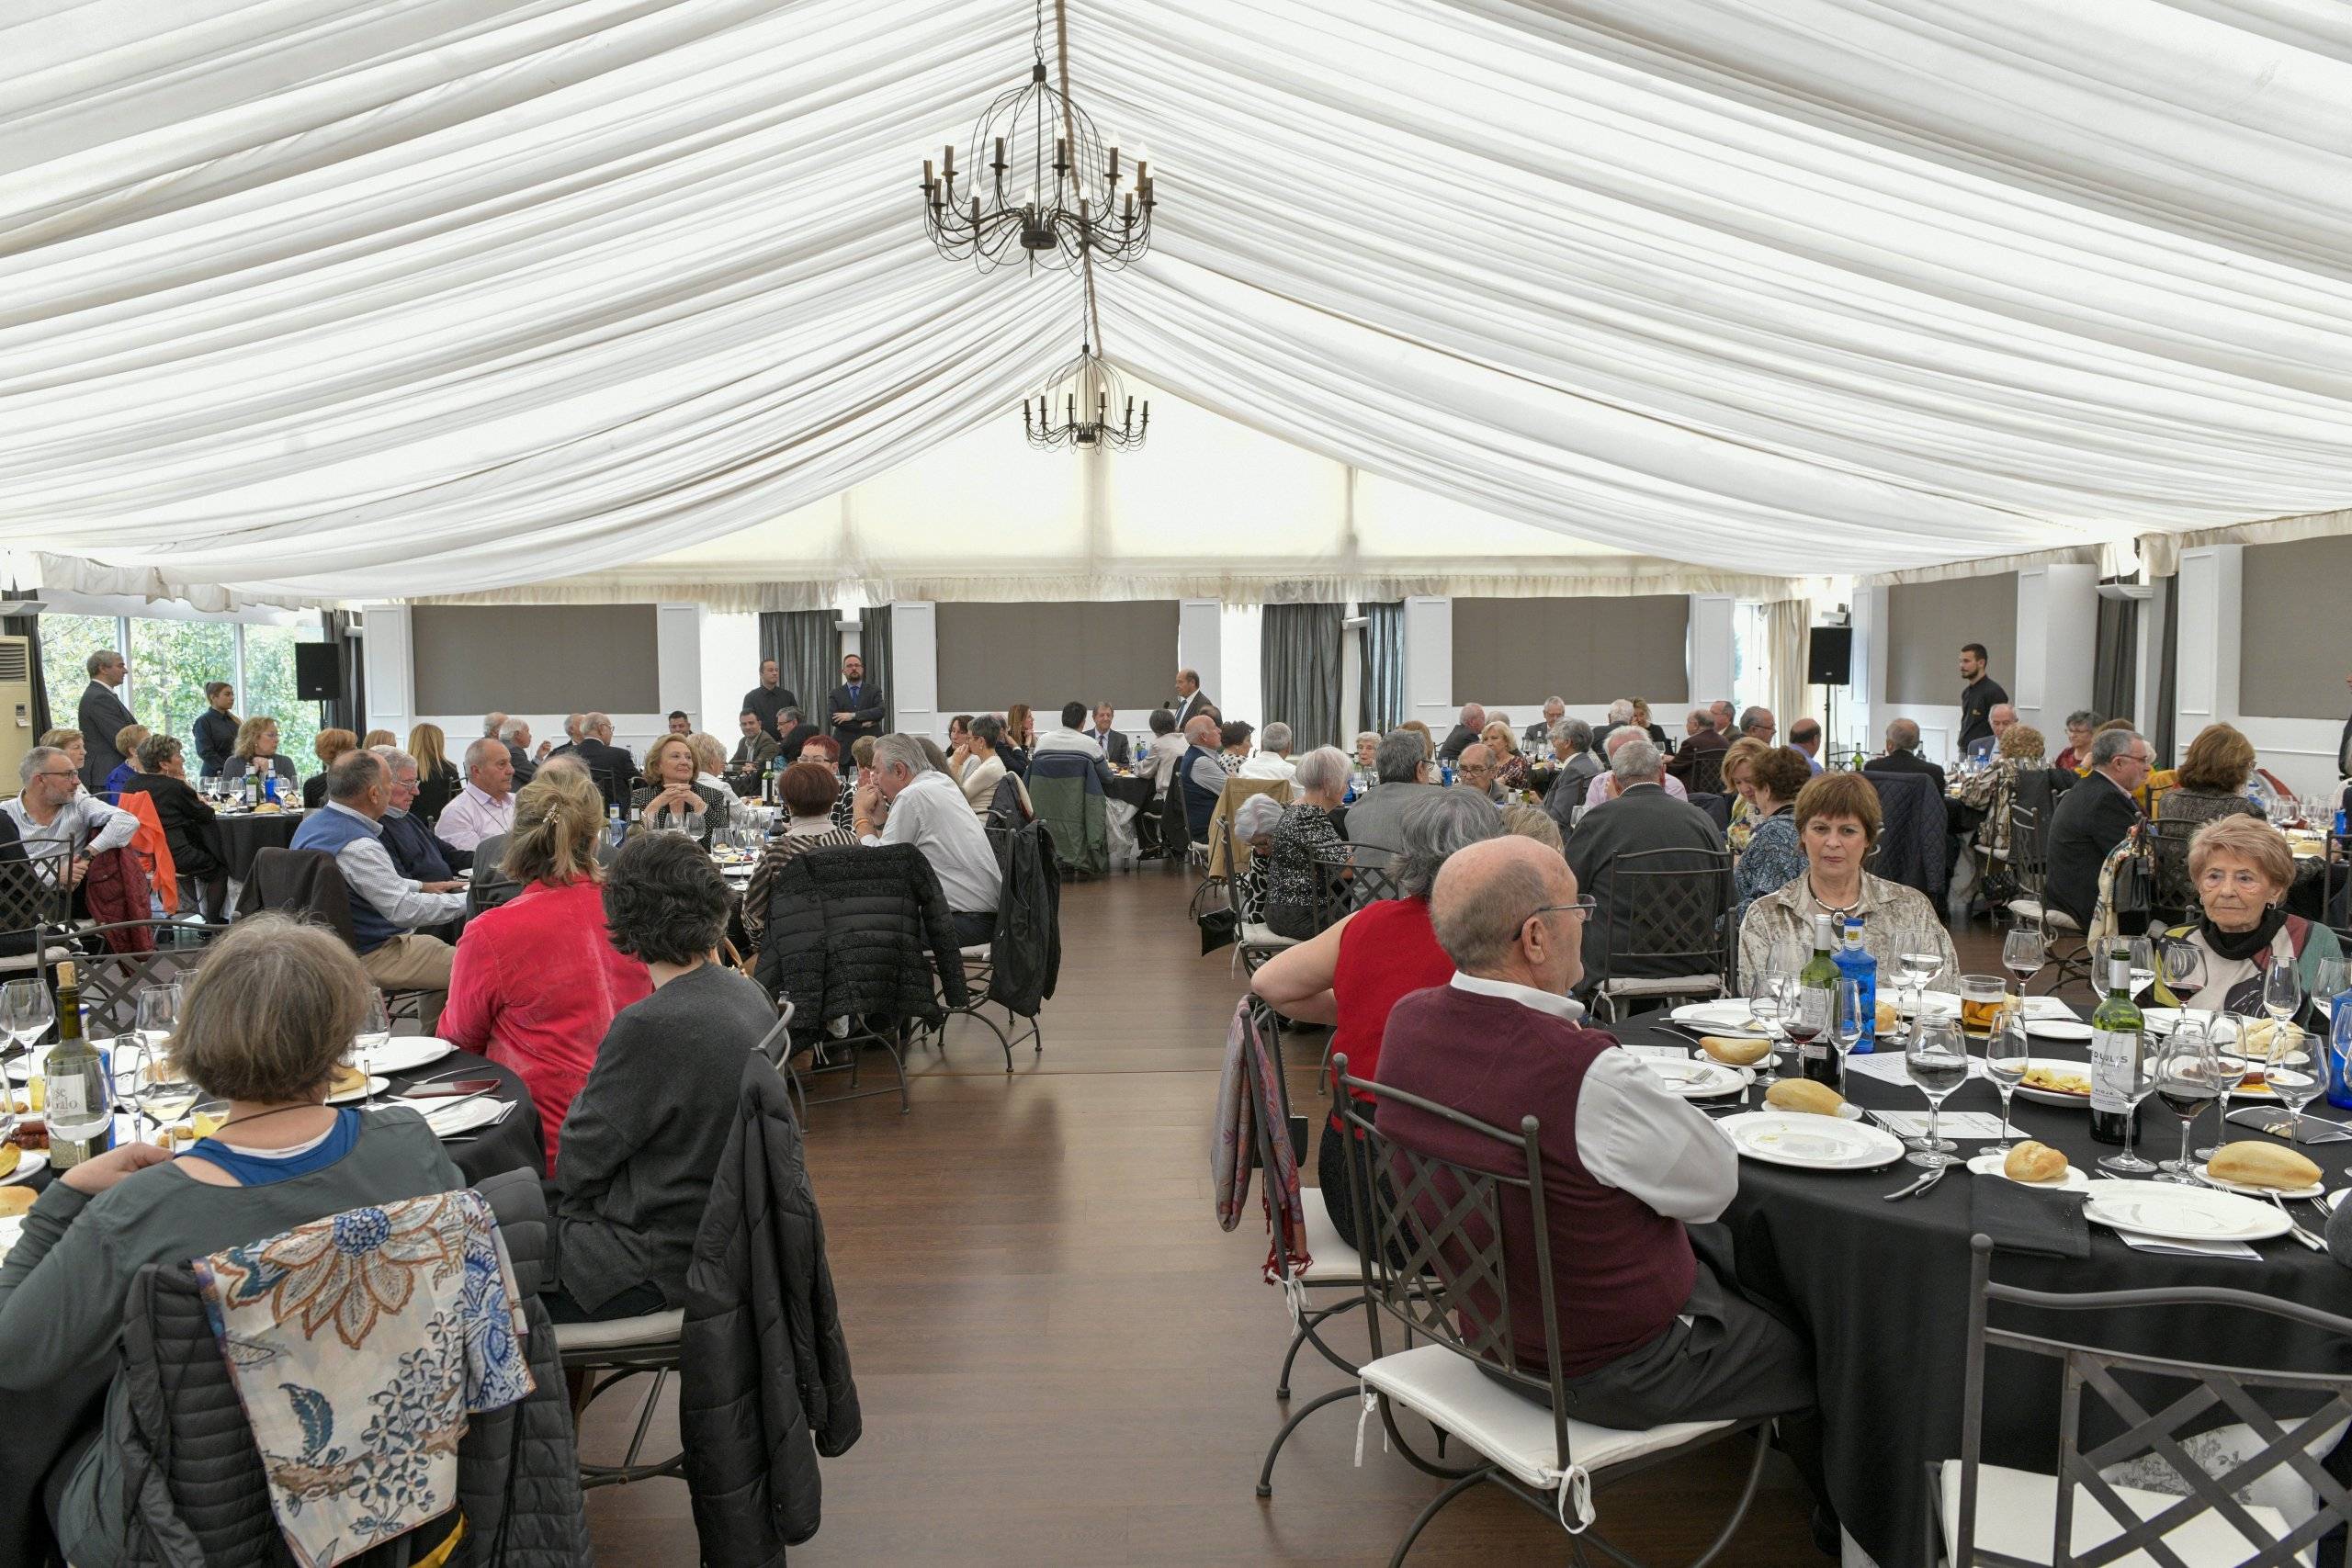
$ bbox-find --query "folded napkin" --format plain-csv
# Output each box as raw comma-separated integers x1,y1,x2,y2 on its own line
1972,1178,2091,1259
1622,1043,1690,1061
1871,1111,2008,1140
2117,1231,2261,1260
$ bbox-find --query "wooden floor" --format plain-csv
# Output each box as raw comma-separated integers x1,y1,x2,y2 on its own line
582,870,2023,1564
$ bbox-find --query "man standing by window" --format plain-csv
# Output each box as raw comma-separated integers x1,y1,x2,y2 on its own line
744,659,797,740
76,650,138,793
1957,642,2010,757
829,653,886,757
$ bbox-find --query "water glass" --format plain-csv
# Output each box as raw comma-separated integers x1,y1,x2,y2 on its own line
2096,1028,2158,1175
352,990,391,1077
1832,978,1865,1069
2263,960,2303,1034
0,978,52,1055
2194,1014,2245,1160
2124,935,2156,998
1895,949,1944,1022
1904,1017,1969,1168
1748,971,1789,1089
1982,1006,2029,1156
2314,956,2350,1010
2153,1043,2221,1185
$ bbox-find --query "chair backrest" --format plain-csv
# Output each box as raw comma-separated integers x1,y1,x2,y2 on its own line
1953,1232,2352,1568
1330,1058,1575,1461
1307,840,1402,931
0,845,74,944
238,847,360,951
1596,845,1733,976
2008,803,2047,882
1685,750,1724,797
1159,772,1193,852
1026,764,1105,877
70,921,229,1039
2146,816,2201,926
1238,997,1311,1269
983,772,1031,834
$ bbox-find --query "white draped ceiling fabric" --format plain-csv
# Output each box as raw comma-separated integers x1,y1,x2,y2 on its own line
5,0,2352,608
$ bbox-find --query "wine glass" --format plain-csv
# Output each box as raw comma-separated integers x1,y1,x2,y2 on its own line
1832,978,1865,1075
0,978,51,1059
2263,960,2303,1037
1982,1004,2030,1157
129,986,195,1144
2001,929,2045,998
1895,949,1942,1023
2266,1055,2322,1143
2124,935,2156,998
2096,1026,2157,1175
1748,970,1789,1090
2313,955,2350,1010
354,990,391,1074
2192,1014,2244,1160
2152,1043,2222,1185
1904,1016,1969,1169
2158,937,2208,1004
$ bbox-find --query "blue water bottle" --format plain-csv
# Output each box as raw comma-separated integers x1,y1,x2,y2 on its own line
2326,992,2352,1113
1834,916,1878,1053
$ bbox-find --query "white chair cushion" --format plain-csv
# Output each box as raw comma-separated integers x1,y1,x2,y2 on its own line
0,944,75,974
554,1308,685,1353
1600,973,1722,998
1938,1460,2303,1568
1240,922,1302,953
958,944,991,960
1296,1184,1364,1285
1362,1342,1731,1493
2005,897,2084,932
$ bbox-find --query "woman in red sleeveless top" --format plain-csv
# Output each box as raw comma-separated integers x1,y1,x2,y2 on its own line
1250,792,1500,1250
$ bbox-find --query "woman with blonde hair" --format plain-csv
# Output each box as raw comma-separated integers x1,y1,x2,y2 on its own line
1001,704,1036,778
1719,735,1770,852
444,767,650,1166
360,728,397,750
38,728,85,774
220,715,296,788
1477,719,1530,795
686,731,735,830
631,733,727,847
1398,718,1436,761
406,721,460,825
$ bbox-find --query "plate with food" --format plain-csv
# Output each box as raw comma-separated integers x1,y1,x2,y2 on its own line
1966,1143,2088,1191
2082,1179,2290,1244
1637,1057,1752,1100
1760,1078,1865,1121
324,1066,388,1104
1714,1111,1905,1171
2197,1144,2325,1200
2014,1060,2095,1108
0,1143,45,1186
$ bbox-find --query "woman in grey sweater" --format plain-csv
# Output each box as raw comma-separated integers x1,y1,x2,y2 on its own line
0,916,467,1568
549,830,782,1322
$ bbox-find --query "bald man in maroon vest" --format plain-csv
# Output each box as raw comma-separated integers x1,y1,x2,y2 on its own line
1373,837,1825,1498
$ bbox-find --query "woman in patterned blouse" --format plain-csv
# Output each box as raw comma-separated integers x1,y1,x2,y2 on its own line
1730,745,1812,924
1264,748,1351,938
741,762,857,958
1738,769,1958,986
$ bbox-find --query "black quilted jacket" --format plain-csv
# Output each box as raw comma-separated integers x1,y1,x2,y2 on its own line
751,843,969,1025
110,1168,591,1567
680,1053,861,1565
987,819,1060,1018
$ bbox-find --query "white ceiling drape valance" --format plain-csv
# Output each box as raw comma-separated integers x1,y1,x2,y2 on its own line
6,0,2352,604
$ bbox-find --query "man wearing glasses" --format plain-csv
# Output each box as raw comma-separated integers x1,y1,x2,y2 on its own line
1370,837,1826,1518
6,746,138,897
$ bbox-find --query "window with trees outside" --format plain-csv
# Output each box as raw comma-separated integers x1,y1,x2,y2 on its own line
37,615,326,778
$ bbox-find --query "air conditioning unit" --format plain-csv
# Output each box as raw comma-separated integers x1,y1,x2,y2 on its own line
0,637,34,794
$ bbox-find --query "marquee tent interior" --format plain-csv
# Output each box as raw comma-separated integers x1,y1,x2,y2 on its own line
7,0,2352,607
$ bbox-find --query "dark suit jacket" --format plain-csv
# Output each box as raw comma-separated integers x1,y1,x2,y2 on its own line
828,682,887,750
1084,729,1131,766
1173,692,1214,728
1663,728,1726,781
1437,724,1479,763
572,737,638,812
1866,750,1949,799
506,741,537,786
76,681,138,790
2047,771,2142,928
1564,783,1728,987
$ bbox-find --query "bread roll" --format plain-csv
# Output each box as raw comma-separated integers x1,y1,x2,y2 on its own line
1764,1078,1847,1117
1701,1034,1771,1066
1875,999,1900,1032
0,1185,33,1218
2001,1141,2068,1184
2209,1143,2323,1191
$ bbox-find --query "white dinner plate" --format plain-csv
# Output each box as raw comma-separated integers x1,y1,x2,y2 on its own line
2082,1179,2290,1243
2025,1019,2094,1043
419,1097,506,1137
1965,1152,2091,1192
2008,1058,2097,1109
1898,990,1963,1018
0,1149,48,1186
1668,1002,1770,1039
2192,1163,2325,1201
355,1037,456,1077
1715,1111,1905,1171
1639,1058,1752,1100
325,1075,390,1105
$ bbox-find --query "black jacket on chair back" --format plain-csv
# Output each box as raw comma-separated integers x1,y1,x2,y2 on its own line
681,1052,862,1564
752,844,968,1025
988,818,1061,1017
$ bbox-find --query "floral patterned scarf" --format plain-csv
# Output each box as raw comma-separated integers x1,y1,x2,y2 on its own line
192,1188,534,1568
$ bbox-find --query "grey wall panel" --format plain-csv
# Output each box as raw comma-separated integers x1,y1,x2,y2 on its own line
1887,573,2016,705
411,604,660,714
934,602,1181,714
1450,596,1690,705
2240,534,2352,719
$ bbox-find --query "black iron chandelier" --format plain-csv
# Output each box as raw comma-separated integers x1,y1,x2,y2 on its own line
921,0,1156,274
1023,336,1148,450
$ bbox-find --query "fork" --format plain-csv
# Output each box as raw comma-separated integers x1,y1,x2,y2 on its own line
2264,1190,2328,1252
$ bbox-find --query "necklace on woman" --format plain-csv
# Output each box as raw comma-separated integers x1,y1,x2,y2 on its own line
1805,876,1862,920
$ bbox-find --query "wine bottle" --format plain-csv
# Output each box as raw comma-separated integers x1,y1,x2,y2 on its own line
2088,943,2143,1146
1834,916,1877,1054
1794,914,1841,1089
45,962,110,1170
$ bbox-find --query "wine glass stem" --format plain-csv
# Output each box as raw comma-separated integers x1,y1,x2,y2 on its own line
1925,1099,1940,1149
2121,1108,2137,1163
2178,1115,2194,1171
1997,1088,2013,1144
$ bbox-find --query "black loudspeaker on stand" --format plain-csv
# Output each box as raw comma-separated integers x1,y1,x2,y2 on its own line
1807,626,1853,758
295,642,343,702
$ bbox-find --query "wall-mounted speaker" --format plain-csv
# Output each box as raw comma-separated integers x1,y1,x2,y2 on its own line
1805,626,1853,686
295,642,343,702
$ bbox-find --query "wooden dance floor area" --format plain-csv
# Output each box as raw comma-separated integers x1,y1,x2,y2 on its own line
582,870,1838,1565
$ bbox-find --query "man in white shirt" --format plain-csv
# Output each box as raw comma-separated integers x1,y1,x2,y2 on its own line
289,751,469,1027
854,733,1002,947
1035,702,1122,791
6,747,138,898
435,738,518,852
1238,721,1298,781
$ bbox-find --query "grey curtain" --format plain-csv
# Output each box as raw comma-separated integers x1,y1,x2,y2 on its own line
322,609,365,735
3,593,49,738
757,609,836,718
859,604,894,733
1357,600,1405,735
2153,576,2178,765
1261,603,1345,751
2090,580,2137,729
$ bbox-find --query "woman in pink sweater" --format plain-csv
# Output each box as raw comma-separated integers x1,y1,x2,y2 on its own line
443,767,650,1168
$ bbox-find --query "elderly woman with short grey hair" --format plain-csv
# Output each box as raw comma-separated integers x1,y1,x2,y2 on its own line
1251,787,1503,1249
1262,747,1352,937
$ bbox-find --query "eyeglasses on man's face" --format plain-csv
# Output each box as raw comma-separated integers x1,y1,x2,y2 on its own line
1527,897,1597,923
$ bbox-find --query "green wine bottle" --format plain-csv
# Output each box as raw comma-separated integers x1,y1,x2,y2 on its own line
1795,914,1842,1089
2088,942,2143,1146
44,962,110,1170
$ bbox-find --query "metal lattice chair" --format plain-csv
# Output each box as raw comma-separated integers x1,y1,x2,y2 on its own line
2145,816,2202,930
1589,846,1734,1022
0,847,77,978
1331,1058,1771,1567
1307,841,1404,933
2003,805,2093,995
67,921,230,1039
1934,1232,2352,1567
1683,750,1725,799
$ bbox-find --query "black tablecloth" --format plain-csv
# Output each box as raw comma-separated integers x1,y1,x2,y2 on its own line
379,1044,545,1182
1617,1016,2352,1566
211,808,302,879
1105,773,1157,813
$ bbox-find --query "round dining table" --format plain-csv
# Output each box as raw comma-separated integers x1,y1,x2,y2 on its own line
1617,1006,2352,1568
208,806,304,880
